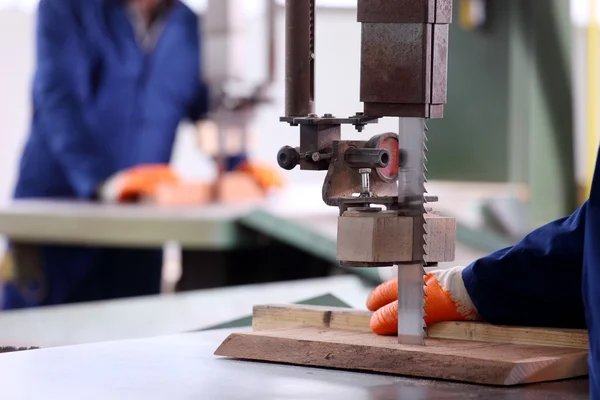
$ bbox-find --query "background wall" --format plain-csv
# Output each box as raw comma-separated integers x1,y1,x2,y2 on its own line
0,1,592,226
0,10,35,208
0,5,403,192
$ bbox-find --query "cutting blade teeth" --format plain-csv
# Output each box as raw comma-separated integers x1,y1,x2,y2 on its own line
421,128,429,339
419,126,429,339
397,118,429,346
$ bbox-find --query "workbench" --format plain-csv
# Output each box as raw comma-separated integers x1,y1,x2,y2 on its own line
0,182,510,291
0,182,518,255
0,327,588,400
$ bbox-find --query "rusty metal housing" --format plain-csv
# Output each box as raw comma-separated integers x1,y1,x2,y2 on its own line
358,0,452,118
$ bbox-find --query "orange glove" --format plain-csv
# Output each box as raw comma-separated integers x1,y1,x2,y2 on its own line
99,164,180,203
366,266,481,335
235,161,285,192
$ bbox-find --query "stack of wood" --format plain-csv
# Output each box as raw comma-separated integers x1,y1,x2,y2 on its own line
216,304,589,386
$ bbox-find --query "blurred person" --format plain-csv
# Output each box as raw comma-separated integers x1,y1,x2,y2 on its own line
1,0,275,309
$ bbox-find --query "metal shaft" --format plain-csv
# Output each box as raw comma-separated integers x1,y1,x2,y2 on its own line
397,264,427,345
359,168,371,195
265,0,276,86
284,0,315,117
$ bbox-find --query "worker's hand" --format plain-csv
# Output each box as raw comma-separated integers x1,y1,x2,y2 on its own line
367,266,481,335
235,161,285,192
98,164,181,203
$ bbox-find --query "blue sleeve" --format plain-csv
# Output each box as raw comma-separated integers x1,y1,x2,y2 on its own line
32,0,112,198
583,153,600,397
185,13,210,122
187,82,210,122
462,202,587,329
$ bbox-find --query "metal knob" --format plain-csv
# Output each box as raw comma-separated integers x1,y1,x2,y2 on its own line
277,146,300,170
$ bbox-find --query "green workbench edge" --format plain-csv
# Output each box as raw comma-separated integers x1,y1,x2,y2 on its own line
197,293,352,331
239,210,337,261
239,210,381,284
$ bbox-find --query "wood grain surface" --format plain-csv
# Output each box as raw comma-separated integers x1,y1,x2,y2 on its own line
215,327,589,385
252,304,589,349
336,213,456,264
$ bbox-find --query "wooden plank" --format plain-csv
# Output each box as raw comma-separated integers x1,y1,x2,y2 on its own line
252,304,371,333
214,327,588,386
427,321,588,350
252,304,372,332
252,304,589,349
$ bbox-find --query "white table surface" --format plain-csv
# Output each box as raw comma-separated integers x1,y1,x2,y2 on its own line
0,327,587,400
0,275,371,348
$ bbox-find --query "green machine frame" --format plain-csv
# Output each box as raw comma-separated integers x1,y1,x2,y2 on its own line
428,0,576,228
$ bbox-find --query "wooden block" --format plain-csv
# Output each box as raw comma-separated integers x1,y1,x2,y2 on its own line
252,304,589,350
336,211,456,264
424,215,456,263
215,327,588,386
337,211,413,264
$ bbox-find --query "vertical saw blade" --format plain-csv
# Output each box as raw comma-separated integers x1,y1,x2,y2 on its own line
397,118,428,346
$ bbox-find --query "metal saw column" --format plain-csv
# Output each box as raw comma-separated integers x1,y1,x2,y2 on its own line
357,0,452,345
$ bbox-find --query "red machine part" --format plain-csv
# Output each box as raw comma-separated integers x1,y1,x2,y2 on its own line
367,133,399,183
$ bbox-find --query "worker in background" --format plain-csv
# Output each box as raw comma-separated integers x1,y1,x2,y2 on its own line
368,148,600,397
0,0,274,309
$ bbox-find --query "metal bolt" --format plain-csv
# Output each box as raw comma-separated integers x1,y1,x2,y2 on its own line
359,168,372,196
308,113,318,118
323,113,334,118
312,152,321,162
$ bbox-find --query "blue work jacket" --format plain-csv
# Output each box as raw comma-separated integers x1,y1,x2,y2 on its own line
463,147,600,397
14,0,209,199
3,0,210,309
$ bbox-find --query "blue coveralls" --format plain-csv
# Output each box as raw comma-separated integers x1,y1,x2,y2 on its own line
2,0,216,309
463,147,600,396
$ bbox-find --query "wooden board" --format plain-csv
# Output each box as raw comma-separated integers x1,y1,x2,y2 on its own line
253,304,589,349
214,304,590,385
215,327,588,386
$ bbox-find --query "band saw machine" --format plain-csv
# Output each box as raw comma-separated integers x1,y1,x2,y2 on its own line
276,0,454,346
215,1,591,385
